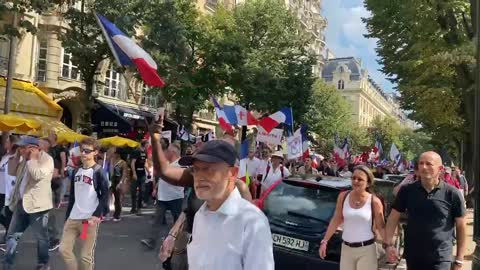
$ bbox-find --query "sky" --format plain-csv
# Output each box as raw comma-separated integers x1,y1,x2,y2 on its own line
322,0,395,92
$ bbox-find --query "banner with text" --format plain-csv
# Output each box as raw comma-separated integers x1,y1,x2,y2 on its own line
287,128,302,160
256,128,283,145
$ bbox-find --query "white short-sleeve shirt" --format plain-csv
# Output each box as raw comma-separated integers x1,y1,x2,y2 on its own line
187,188,274,270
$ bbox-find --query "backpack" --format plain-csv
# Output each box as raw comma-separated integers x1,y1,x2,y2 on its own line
340,191,376,236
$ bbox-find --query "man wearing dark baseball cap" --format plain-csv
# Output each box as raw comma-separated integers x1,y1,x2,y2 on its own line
149,118,274,270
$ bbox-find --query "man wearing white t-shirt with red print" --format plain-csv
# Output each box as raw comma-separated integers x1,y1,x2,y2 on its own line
141,143,184,250
59,138,109,270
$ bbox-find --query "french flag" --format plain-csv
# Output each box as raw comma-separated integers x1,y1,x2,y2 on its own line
212,97,234,135
258,108,293,133
223,105,258,126
238,139,251,186
69,141,81,166
301,124,309,160
95,14,165,87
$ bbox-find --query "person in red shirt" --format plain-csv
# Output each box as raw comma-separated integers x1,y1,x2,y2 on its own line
444,167,460,189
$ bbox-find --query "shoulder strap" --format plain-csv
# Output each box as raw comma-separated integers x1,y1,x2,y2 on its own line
370,194,376,237
280,165,284,178
340,190,351,218
263,164,271,182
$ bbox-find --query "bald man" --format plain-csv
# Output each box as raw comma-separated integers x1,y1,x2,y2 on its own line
383,151,467,270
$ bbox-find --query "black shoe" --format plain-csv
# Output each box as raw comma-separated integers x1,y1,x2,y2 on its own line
130,209,137,214
49,239,60,251
36,265,50,270
140,238,156,250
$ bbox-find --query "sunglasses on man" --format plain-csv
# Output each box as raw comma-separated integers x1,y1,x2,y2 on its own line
81,148,95,154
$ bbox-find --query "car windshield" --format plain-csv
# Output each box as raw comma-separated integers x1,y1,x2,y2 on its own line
264,181,339,224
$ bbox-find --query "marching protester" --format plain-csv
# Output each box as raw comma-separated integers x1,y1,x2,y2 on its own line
109,148,128,221
0,135,18,242
130,140,148,215
259,151,290,193
4,136,54,270
246,148,261,180
149,118,270,270
319,165,385,270
453,166,469,199
59,138,109,270
384,151,466,270
141,143,184,250
297,156,319,176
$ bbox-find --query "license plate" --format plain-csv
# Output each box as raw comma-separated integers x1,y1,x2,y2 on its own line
272,233,309,251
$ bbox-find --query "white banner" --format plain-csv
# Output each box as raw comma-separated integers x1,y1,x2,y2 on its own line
287,128,302,160
256,128,283,145
162,130,172,143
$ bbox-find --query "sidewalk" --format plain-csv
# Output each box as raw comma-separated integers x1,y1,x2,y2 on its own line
460,208,474,269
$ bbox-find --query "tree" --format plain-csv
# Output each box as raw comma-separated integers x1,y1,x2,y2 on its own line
0,1,59,38
212,0,316,122
60,0,144,131
304,79,361,154
140,0,226,128
363,0,474,170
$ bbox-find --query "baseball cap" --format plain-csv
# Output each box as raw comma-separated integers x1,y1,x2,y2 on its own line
178,140,237,167
16,136,39,146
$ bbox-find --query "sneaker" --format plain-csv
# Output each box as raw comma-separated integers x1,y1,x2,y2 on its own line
140,238,156,250
36,265,51,270
49,239,60,251
113,218,121,222
130,209,137,214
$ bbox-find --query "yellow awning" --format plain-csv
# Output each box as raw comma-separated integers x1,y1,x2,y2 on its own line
98,136,139,148
0,78,76,137
13,113,73,137
0,78,63,118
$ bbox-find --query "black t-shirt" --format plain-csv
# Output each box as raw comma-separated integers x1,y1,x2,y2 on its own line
133,149,147,176
392,180,466,262
185,187,203,234
50,145,67,171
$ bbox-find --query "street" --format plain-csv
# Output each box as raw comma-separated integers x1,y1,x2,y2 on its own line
0,206,168,270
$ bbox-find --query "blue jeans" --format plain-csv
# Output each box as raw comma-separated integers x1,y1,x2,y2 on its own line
4,200,50,268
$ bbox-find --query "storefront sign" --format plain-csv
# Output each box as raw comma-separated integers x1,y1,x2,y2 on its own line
123,112,143,120
256,128,283,145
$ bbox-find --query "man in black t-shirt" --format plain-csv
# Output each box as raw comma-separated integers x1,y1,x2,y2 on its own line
130,140,148,214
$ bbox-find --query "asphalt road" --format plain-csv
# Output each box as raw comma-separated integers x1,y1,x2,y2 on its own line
0,206,169,270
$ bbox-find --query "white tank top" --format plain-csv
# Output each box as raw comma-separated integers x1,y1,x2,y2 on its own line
342,193,375,243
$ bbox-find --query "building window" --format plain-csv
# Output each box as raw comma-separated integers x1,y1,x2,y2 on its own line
37,38,48,82
206,0,217,9
337,80,344,90
141,85,157,107
61,49,80,80
104,68,121,98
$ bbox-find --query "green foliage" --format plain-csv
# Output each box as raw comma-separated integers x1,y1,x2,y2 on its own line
304,79,358,153
370,116,432,161
363,0,474,160
60,0,144,129
0,0,57,38
141,0,224,127
212,0,315,121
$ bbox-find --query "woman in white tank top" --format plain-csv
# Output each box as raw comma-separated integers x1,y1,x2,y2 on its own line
319,165,386,270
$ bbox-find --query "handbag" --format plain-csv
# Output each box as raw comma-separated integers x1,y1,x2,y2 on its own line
171,220,190,255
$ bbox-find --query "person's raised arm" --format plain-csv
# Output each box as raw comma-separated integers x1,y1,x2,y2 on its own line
149,122,193,187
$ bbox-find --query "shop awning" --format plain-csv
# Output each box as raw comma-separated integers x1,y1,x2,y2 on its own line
0,78,75,136
101,101,153,121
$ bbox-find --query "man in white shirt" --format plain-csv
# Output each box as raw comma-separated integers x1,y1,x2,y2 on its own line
246,149,261,180
141,143,184,250
178,140,274,270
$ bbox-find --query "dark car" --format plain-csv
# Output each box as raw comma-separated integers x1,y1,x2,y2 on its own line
258,176,351,270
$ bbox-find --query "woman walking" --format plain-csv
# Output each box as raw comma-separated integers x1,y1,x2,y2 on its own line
319,165,385,270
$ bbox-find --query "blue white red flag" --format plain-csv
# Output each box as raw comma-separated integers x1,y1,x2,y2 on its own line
212,97,234,135
95,14,165,87
257,108,293,133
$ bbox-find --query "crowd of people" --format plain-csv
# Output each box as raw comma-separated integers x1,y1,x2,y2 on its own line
0,122,470,270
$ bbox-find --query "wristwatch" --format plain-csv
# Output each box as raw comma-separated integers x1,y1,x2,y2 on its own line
454,259,464,266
